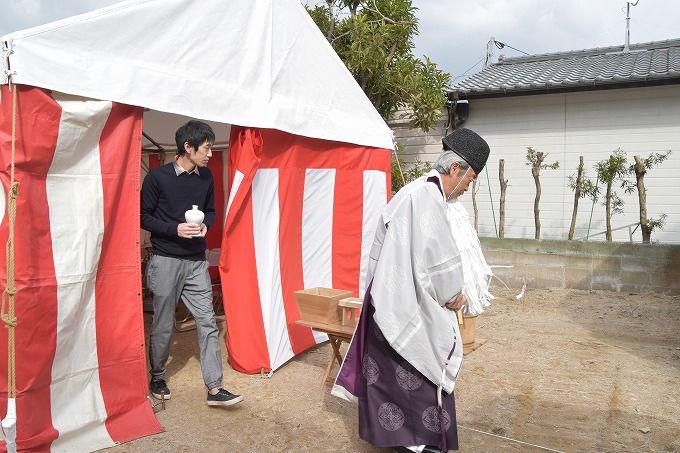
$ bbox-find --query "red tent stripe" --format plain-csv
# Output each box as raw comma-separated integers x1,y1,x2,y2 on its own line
205,151,224,250
332,170,365,297
259,129,390,171
277,167,316,354
222,127,391,373
96,103,162,443
221,128,270,373
0,85,61,450
0,88,162,450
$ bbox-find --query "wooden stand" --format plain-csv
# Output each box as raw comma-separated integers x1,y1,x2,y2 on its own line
295,319,357,386
338,297,362,326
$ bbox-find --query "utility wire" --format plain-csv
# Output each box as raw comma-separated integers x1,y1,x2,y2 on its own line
452,57,485,81
494,40,530,56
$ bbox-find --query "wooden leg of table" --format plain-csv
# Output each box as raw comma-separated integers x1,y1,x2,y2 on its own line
330,337,343,366
321,342,336,386
321,337,346,386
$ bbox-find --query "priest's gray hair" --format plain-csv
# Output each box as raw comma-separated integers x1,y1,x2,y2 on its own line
434,151,471,174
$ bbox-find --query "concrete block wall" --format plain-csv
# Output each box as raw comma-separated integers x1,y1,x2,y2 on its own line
481,238,680,295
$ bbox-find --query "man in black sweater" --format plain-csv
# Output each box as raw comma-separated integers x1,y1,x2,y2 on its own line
141,120,242,406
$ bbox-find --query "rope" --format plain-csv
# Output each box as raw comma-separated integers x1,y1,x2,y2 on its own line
459,425,566,453
392,146,406,191
1,86,19,399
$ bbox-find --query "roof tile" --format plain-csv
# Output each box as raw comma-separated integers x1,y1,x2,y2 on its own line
453,38,680,97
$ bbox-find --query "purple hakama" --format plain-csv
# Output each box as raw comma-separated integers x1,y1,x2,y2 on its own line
336,293,459,452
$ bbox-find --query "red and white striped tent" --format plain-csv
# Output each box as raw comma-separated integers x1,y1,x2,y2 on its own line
0,0,392,451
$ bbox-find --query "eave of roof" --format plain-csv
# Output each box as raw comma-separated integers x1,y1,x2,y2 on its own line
451,38,680,99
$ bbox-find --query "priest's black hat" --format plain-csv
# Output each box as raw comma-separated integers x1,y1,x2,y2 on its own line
441,128,490,174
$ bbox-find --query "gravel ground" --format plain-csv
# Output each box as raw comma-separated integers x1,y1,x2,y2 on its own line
107,287,680,453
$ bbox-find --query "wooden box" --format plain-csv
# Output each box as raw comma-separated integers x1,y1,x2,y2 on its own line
338,297,363,326
294,288,353,324
460,315,476,345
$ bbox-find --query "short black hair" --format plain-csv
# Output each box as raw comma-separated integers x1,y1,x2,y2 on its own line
175,120,215,155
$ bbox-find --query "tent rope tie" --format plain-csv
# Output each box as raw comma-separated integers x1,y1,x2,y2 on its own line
0,84,19,401
2,39,16,91
1,287,18,326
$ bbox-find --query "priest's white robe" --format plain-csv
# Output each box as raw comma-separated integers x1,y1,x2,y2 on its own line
366,170,465,394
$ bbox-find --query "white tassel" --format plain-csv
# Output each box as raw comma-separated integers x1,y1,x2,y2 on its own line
446,201,493,316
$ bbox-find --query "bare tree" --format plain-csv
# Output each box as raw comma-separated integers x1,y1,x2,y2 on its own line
594,149,628,241
324,0,335,39
498,159,508,238
623,151,672,243
526,147,559,240
567,156,598,240
471,179,479,232
568,157,585,240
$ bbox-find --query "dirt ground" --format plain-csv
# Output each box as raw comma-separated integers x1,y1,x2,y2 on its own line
108,288,680,453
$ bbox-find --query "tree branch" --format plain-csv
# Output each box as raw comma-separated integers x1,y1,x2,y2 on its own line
363,0,415,26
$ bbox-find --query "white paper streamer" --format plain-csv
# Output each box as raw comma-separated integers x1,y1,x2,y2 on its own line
446,200,493,315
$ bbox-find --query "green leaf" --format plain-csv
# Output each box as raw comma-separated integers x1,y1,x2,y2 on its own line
305,0,450,132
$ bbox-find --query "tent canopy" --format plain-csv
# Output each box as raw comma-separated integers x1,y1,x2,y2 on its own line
140,111,231,151
1,0,394,150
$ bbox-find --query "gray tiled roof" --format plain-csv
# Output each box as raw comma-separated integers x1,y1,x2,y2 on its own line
453,38,680,98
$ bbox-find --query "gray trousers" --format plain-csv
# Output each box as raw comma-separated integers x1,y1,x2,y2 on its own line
147,255,223,389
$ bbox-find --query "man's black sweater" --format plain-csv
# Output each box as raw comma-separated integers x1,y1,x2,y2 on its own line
141,162,216,260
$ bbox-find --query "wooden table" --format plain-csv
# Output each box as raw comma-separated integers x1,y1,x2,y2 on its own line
295,318,357,386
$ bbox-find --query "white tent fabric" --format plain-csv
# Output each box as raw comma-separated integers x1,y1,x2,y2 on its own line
141,111,231,149
0,0,394,150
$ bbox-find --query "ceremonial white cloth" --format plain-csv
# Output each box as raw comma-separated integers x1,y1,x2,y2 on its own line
446,200,493,315
367,171,464,394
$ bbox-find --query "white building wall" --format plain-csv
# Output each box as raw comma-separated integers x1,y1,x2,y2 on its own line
392,85,680,244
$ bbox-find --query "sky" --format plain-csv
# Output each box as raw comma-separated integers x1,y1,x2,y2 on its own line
2,0,679,84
